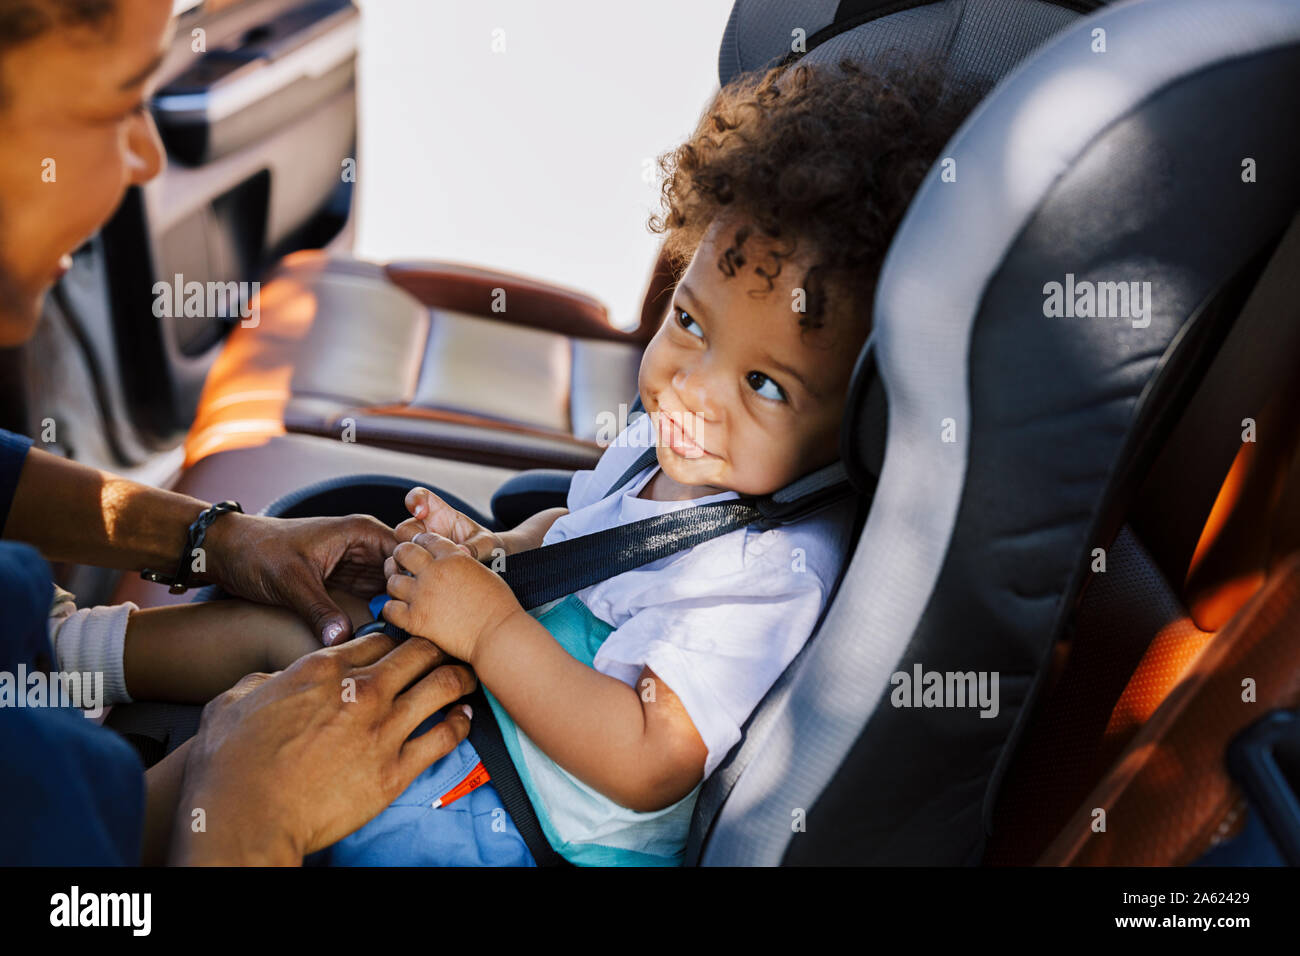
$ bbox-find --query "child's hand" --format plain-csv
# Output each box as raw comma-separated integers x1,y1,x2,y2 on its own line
383,531,523,664
397,488,505,565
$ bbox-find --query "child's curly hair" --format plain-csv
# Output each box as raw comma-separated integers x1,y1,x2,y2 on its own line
649,57,972,333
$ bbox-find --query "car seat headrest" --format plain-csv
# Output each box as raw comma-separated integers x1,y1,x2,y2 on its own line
701,0,1300,865
719,0,1099,97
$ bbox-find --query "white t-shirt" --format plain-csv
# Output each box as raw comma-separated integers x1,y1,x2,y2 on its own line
541,411,857,777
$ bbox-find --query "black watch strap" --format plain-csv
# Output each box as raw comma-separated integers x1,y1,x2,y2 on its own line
141,500,243,594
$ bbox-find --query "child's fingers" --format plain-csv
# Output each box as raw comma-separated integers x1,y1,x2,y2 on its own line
405,487,434,520
409,532,468,562
393,540,436,574
405,486,457,530
386,571,416,603
382,598,412,631
425,504,470,541
464,528,502,563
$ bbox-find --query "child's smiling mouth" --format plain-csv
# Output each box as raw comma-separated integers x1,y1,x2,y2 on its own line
658,411,712,460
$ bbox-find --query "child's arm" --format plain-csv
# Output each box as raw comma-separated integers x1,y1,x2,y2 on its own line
476,615,708,812
384,534,708,812
400,487,566,559
123,590,374,703
498,507,569,555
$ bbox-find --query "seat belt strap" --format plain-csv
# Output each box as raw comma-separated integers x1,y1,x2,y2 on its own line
499,450,853,611
463,685,572,868
606,445,659,499
469,424,856,865
501,499,763,610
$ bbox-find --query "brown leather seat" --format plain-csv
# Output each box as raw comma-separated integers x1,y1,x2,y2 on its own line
184,247,674,471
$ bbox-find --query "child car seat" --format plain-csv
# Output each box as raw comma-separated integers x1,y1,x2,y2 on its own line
692,0,1300,865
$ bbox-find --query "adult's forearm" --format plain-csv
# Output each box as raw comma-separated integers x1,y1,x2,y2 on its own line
472,610,664,810
3,447,208,570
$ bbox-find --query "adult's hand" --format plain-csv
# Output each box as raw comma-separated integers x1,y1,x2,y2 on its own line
170,632,476,865
204,512,397,645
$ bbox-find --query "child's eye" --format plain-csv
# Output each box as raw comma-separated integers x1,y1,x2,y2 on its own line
676,309,704,338
746,370,788,403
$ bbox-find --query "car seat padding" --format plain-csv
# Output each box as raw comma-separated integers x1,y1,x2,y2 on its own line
701,0,1300,866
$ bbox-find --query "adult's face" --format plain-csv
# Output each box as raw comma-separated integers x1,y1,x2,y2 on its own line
0,0,174,346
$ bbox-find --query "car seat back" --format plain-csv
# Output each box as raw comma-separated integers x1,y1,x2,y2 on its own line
717,0,1100,92
693,0,1300,865
987,211,1300,864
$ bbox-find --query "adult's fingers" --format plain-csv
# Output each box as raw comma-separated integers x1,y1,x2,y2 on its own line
389,661,477,739
398,702,475,785
284,573,353,648
363,631,449,698
394,517,423,544
330,629,398,668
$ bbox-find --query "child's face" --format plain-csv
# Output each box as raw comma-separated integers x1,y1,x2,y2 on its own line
638,219,867,497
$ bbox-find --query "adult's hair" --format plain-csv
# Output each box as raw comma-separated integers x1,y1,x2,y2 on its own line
0,0,118,106
0,0,117,58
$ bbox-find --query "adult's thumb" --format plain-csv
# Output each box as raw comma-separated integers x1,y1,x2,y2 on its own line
293,584,351,646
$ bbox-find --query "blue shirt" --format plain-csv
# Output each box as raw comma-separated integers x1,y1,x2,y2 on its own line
0,428,145,864
0,427,32,532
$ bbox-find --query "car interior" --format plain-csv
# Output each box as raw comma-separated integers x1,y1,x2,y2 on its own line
6,0,1300,866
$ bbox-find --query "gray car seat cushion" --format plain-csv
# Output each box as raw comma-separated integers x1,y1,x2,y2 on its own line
719,0,1083,98
702,0,1300,865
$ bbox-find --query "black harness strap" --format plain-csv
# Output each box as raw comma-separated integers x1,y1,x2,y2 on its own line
462,688,571,867
448,421,856,866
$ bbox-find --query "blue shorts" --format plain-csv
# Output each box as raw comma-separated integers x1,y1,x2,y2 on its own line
309,596,536,866
314,708,537,866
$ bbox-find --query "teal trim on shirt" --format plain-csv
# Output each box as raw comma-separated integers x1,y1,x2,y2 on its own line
482,594,687,867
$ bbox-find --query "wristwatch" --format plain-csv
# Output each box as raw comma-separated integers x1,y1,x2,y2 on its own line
140,500,243,594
